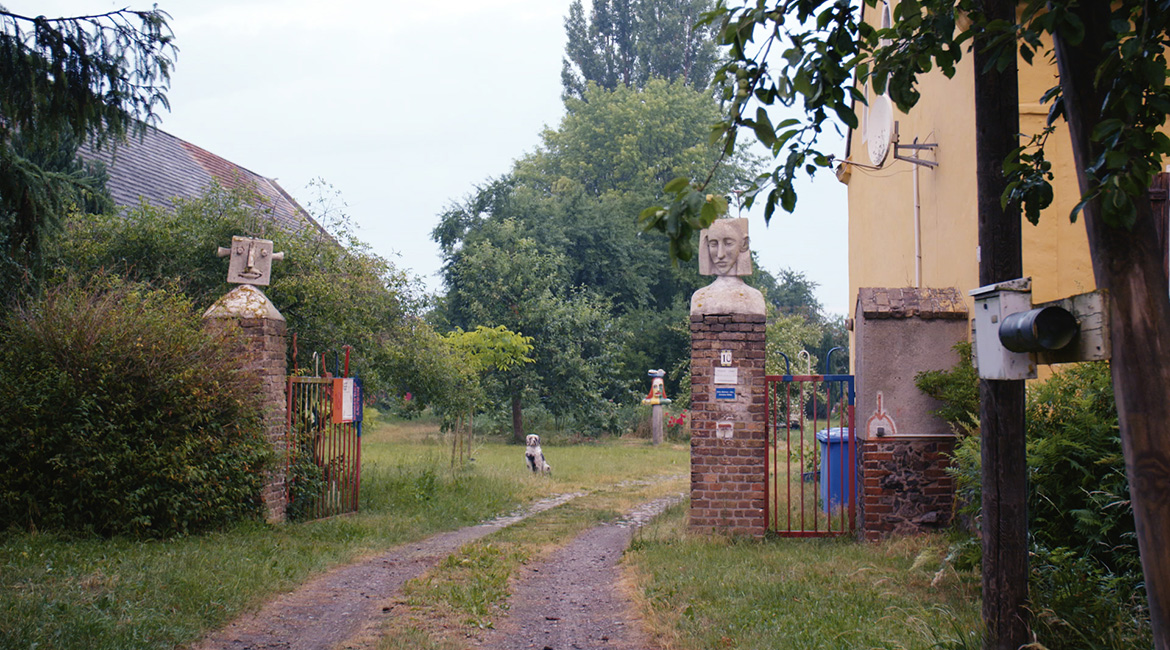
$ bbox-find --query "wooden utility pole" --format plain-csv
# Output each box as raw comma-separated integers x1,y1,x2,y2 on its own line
1052,5,1170,645
973,1,1030,647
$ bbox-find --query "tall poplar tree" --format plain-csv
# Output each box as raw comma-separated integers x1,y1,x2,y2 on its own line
561,0,719,100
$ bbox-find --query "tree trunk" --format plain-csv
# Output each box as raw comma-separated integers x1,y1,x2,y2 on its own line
1053,7,1170,648
511,393,524,445
973,2,1030,646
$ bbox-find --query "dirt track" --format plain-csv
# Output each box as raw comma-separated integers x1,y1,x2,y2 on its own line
190,491,683,650
474,495,683,650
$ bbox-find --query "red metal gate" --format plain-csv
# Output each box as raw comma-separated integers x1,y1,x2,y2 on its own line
286,376,362,520
765,373,856,536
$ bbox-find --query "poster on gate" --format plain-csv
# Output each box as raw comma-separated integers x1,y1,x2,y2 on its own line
331,378,362,423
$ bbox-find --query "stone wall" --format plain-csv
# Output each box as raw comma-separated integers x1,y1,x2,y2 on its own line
853,287,966,539
204,309,288,523
689,313,767,537
858,436,956,541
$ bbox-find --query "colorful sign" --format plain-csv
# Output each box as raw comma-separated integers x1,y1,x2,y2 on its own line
715,387,736,400
331,378,362,423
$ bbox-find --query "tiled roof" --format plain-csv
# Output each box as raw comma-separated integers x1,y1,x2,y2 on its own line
856,287,968,319
80,126,318,234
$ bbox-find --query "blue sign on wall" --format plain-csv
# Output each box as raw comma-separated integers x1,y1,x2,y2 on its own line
715,387,736,400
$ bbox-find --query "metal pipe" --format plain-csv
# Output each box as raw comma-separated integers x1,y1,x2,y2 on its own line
913,148,922,287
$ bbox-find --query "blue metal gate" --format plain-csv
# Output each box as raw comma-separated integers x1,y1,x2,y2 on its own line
765,373,856,536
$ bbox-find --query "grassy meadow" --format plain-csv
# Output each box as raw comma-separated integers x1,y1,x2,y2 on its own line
0,410,684,650
626,504,983,650
1,409,982,650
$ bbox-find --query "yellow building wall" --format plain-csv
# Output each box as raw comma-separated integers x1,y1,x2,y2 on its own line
846,4,1100,352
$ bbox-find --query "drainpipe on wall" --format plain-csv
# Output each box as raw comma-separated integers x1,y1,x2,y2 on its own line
913,146,922,288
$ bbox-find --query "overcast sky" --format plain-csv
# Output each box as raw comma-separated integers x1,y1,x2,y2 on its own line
35,0,851,314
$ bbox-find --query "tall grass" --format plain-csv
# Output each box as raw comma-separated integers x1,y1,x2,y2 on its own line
0,410,688,650
626,504,982,650
0,411,527,650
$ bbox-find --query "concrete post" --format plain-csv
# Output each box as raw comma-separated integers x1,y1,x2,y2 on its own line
650,404,664,445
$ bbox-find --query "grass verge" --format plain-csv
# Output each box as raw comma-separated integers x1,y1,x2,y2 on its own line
625,503,983,650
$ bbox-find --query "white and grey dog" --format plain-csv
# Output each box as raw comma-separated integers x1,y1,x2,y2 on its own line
524,434,552,475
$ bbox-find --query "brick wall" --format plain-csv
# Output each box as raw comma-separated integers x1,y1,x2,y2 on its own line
689,313,767,537
204,316,289,523
858,437,955,540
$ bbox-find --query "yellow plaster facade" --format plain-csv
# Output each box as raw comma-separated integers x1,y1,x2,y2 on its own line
844,3,1099,343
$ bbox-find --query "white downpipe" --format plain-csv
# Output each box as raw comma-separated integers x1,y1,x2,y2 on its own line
913,150,922,288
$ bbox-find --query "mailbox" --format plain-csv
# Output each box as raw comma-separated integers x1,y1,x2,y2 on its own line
970,278,1037,380
969,278,1105,380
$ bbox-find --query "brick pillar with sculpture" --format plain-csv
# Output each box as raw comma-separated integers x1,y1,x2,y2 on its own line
203,236,289,523
688,218,768,537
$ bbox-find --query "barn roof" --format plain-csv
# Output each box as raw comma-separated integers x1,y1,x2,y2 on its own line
80,126,320,235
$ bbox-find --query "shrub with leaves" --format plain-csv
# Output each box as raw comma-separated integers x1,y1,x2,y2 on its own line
1027,362,1135,572
918,354,1145,646
0,280,270,537
1029,545,1152,650
914,342,979,432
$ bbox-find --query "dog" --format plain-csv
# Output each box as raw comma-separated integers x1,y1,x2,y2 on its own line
524,434,552,475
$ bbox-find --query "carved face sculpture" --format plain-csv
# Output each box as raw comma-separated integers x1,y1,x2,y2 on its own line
220,236,283,286
699,218,751,276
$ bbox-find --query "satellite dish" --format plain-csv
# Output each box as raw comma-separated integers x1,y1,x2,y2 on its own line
867,94,893,166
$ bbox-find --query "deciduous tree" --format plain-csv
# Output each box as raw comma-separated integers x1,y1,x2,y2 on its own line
561,0,719,100
645,1,1170,645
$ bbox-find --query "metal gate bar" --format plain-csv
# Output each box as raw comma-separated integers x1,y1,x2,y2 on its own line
765,374,855,536
286,376,362,520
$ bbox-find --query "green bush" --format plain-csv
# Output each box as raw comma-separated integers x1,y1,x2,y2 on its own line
1027,362,1135,573
917,355,1146,647
0,281,271,537
1029,546,1152,650
914,341,979,432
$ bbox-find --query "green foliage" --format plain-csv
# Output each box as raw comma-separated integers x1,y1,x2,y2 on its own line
435,78,769,422
1026,362,1135,574
53,181,417,399
1029,546,1152,650
540,79,740,196
286,437,325,522
649,0,1170,257
923,356,1146,647
560,0,719,100
380,316,481,420
0,280,269,537
914,342,979,432
446,325,534,373
765,312,822,375
0,7,175,301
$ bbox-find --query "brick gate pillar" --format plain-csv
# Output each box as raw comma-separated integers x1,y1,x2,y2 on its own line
689,313,768,536
204,284,289,523
688,217,768,537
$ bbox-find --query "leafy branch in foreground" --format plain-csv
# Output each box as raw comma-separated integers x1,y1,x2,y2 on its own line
642,0,1170,261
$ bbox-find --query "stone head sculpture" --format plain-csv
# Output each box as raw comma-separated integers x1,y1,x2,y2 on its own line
217,236,285,286
698,218,752,277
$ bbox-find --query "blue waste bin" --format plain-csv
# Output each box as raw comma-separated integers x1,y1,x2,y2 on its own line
816,427,854,512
